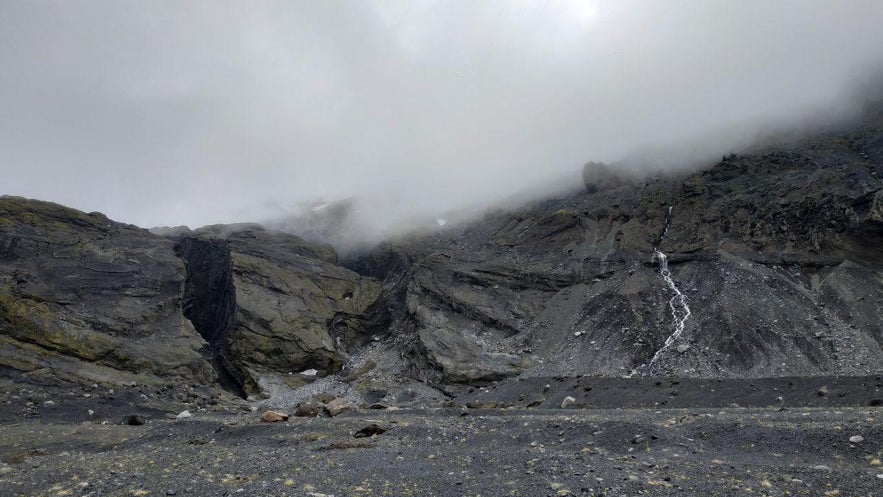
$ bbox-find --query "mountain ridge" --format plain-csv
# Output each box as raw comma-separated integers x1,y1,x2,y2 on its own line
1,105,882,410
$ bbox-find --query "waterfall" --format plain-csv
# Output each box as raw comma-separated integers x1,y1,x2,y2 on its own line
628,206,692,377
644,248,692,375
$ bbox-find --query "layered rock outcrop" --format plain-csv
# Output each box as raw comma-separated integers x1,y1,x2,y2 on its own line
355,107,883,382
0,199,389,400
2,108,882,406
0,197,215,387
174,224,387,396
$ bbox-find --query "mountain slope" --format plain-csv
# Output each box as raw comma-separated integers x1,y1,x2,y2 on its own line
1,108,881,411
353,108,883,384
0,197,215,388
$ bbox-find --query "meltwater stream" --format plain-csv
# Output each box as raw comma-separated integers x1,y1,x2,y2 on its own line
644,248,692,374
628,206,692,377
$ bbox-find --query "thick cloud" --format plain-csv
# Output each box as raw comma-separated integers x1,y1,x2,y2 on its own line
2,1,882,235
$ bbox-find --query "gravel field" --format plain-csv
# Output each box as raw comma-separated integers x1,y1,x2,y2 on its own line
2,403,881,497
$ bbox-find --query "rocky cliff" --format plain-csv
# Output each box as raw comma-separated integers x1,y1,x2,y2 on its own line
353,106,883,385
0,200,387,405
173,224,387,397
1,107,882,409
0,198,215,388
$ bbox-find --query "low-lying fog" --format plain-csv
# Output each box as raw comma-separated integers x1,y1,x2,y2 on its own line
2,1,882,252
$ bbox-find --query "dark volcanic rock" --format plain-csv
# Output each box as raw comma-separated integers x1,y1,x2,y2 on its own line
582,161,637,193
124,414,146,426
353,423,386,438
355,108,883,383
0,197,216,388
3,108,883,411
174,224,387,396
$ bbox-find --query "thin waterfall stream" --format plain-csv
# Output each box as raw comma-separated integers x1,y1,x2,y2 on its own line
629,206,692,376
645,248,692,374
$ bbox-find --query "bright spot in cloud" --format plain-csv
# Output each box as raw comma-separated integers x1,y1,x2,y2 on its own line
568,0,599,25
0,0,881,251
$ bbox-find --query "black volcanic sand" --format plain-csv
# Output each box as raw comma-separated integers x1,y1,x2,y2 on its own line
1,378,882,497
453,376,883,409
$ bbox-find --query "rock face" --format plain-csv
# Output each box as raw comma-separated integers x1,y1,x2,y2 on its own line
174,224,387,396
0,197,215,387
582,161,635,193
354,107,883,381
2,107,883,407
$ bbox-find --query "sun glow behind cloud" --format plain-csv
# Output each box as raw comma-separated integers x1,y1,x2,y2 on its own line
566,0,599,25
1,1,882,238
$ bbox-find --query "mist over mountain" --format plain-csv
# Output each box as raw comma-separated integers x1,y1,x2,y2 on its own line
3,1,883,240
3,91,882,407
5,4,883,494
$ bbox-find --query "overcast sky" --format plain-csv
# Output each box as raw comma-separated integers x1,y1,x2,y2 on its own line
2,1,883,232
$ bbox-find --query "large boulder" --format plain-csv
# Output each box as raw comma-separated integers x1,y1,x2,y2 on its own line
582,161,634,193
0,197,216,387
175,224,387,396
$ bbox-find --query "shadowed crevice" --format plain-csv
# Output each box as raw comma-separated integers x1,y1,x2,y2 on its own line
174,237,245,398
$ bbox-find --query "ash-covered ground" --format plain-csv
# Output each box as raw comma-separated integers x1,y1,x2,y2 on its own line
1,377,882,497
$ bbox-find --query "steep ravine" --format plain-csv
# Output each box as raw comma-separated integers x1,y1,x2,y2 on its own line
170,225,388,398
174,237,245,397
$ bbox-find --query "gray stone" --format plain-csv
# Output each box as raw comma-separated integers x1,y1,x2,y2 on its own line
325,398,354,417
175,224,387,396
294,402,328,418
354,423,386,438
124,414,145,426
354,113,883,383
0,198,215,389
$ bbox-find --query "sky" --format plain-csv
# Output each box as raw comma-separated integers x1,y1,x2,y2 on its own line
2,1,883,238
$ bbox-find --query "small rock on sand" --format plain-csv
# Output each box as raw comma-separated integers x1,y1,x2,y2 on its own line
124,414,145,426
326,398,354,417
295,402,328,418
260,410,289,423
354,424,386,438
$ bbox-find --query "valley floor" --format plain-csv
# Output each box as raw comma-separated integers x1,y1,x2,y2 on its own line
1,401,882,496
